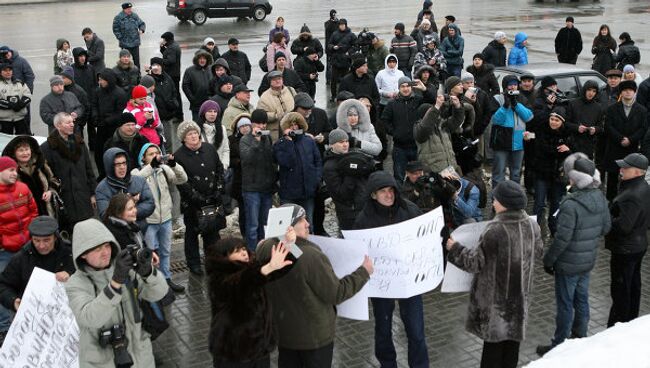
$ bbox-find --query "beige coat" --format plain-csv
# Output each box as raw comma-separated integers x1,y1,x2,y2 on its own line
257,86,296,140
223,97,254,136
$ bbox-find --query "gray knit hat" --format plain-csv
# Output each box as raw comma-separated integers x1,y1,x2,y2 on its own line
460,71,475,83
329,128,348,145
177,120,201,142
398,76,411,86
49,75,64,86
280,203,307,226
492,180,527,210
119,49,131,58
141,74,155,88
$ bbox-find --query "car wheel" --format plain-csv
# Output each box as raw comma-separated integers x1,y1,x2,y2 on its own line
191,9,207,25
252,6,267,21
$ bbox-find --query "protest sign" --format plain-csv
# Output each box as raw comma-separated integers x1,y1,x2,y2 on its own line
342,207,445,299
0,267,79,368
310,235,370,320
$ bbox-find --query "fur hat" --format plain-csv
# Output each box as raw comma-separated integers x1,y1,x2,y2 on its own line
280,112,308,131
251,109,268,124
351,57,367,72
150,57,164,67
493,180,527,210
177,120,201,142
564,152,600,189
619,80,637,92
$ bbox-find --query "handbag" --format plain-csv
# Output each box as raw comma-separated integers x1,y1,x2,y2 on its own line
139,282,175,340
50,191,72,237
489,124,513,151
197,205,227,233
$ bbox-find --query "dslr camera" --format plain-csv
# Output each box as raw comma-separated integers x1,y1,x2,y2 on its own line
125,244,153,269
416,172,459,203
551,90,570,105
99,324,133,367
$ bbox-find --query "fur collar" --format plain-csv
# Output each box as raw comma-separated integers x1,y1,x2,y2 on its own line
46,131,84,162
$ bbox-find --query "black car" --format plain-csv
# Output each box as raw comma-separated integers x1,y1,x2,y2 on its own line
167,0,273,25
493,62,607,98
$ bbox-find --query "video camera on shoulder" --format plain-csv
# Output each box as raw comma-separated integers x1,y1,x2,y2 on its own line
99,324,133,367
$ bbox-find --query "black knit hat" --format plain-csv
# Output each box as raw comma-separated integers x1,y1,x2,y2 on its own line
472,53,484,61
274,51,286,62
493,180,527,210
251,109,268,124
118,112,137,127
351,57,367,72
150,57,164,66
394,22,405,32
541,76,557,90
161,32,174,42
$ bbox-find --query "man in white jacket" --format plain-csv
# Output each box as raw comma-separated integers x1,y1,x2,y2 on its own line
375,54,404,109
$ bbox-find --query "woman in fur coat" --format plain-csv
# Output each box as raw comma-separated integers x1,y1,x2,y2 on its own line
206,232,294,368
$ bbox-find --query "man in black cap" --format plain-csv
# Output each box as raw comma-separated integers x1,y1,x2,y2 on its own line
328,18,357,101
221,38,252,84
600,69,622,107
605,153,650,327
0,216,75,315
112,2,146,69
603,80,647,200
338,57,380,106
390,22,418,78
159,31,182,120
554,16,583,64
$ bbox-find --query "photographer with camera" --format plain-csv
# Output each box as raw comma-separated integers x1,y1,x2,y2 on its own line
66,217,168,367
273,113,322,232
0,62,31,135
400,161,439,213
323,128,375,230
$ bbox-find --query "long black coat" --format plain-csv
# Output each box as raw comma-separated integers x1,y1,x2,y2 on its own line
72,48,97,101
92,69,129,127
591,35,617,76
532,122,571,181
151,71,180,120
605,176,650,255
182,51,213,110
161,40,182,79
0,240,75,311
603,101,648,172
554,26,583,61
327,27,356,69
174,142,224,214
221,50,252,84
322,150,368,230
40,132,96,225
466,64,500,97
566,82,604,158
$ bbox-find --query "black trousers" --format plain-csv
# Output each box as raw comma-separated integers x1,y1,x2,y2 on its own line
608,251,646,327
606,171,620,201
312,189,327,235
94,125,117,180
278,343,333,368
172,75,184,120
480,340,520,368
125,46,140,69
184,212,220,269
0,119,29,135
330,66,347,99
213,355,270,368
557,54,578,65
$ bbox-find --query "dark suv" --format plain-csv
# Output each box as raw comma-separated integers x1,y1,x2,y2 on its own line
166,0,273,25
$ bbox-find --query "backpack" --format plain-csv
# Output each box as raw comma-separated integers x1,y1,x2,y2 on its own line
336,151,376,178
463,169,488,208
628,46,641,64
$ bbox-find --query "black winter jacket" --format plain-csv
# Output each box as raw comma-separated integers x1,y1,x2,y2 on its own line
239,134,277,193
328,28,356,69
174,142,224,214
532,122,571,181
615,40,640,70
603,101,648,172
182,51,214,110
322,149,369,230
290,34,324,58
92,69,129,127
566,81,604,158
465,64,500,97
161,40,182,79
112,61,140,95
257,68,307,96
151,71,180,120
294,56,325,88
554,27,583,61
481,40,506,67
605,176,650,254
0,240,75,311
381,93,423,148
72,48,97,100
221,50,252,84
338,72,380,105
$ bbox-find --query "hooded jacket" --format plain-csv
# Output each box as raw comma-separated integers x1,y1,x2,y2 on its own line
336,99,382,157
482,39,507,67
322,149,369,230
256,235,369,350
544,155,610,275
182,51,214,110
414,104,465,173
112,10,146,48
72,47,97,100
131,143,188,224
508,32,529,66
39,89,84,128
65,219,167,368
0,180,37,252
375,54,405,106
3,48,35,92
273,113,322,200
2,136,59,216
0,236,73,311
200,37,221,61
209,58,244,93
95,147,155,226
413,65,438,103
103,127,150,171
84,33,106,72
290,26,324,58
221,49,252,84
93,69,129,127
53,38,73,75
448,209,543,342
566,80,604,157
40,131,96,225
439,24,465,67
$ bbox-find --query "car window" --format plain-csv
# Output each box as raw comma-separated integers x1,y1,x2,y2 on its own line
535,76,578,99
578,76,606,91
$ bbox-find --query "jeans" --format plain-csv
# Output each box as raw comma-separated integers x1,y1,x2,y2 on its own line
552,272,590,346
278,343,333,368
491,149,524,188
608,251,646,327
242,191,273,251
392,145,419,183
480,340,520,368
533,179,566,235
447,64,463,77
281,197,315,232
184,212,220,269
145,220,173,279
0,250,14,332
371,296,429,368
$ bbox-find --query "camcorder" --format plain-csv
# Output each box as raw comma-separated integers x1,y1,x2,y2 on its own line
255,129,271,137
507,90,520,96
351,28,374,57
99,324,133,367
288,129,304,138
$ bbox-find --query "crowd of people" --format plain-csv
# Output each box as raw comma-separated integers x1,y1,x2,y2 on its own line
1,0,650,367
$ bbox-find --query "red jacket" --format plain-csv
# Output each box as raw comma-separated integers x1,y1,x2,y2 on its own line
0,181,38,252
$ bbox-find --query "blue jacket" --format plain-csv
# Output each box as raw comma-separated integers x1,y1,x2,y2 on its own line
508,32,528,66
453,177,483,224
439,24,464,67
112,11,146,48
273,134,322,201
96,148,155,228
491,98,533,151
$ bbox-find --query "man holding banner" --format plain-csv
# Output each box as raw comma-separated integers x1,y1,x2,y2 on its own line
257,203,373,368
353,171,430,368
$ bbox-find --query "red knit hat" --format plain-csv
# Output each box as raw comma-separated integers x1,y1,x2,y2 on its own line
131,85,148,99
0,156,17,172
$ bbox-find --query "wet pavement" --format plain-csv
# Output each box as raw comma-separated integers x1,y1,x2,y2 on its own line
1,0,650,366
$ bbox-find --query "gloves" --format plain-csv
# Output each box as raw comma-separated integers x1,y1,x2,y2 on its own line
166,157,176,167
544,265,555,276
135,248,153,277
112,249,134,284
348,135,361,149
150,156,161,168
159,46,167,54
145,118,155,128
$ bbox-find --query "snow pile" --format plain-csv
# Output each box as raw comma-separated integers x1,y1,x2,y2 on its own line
526,314,650,368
